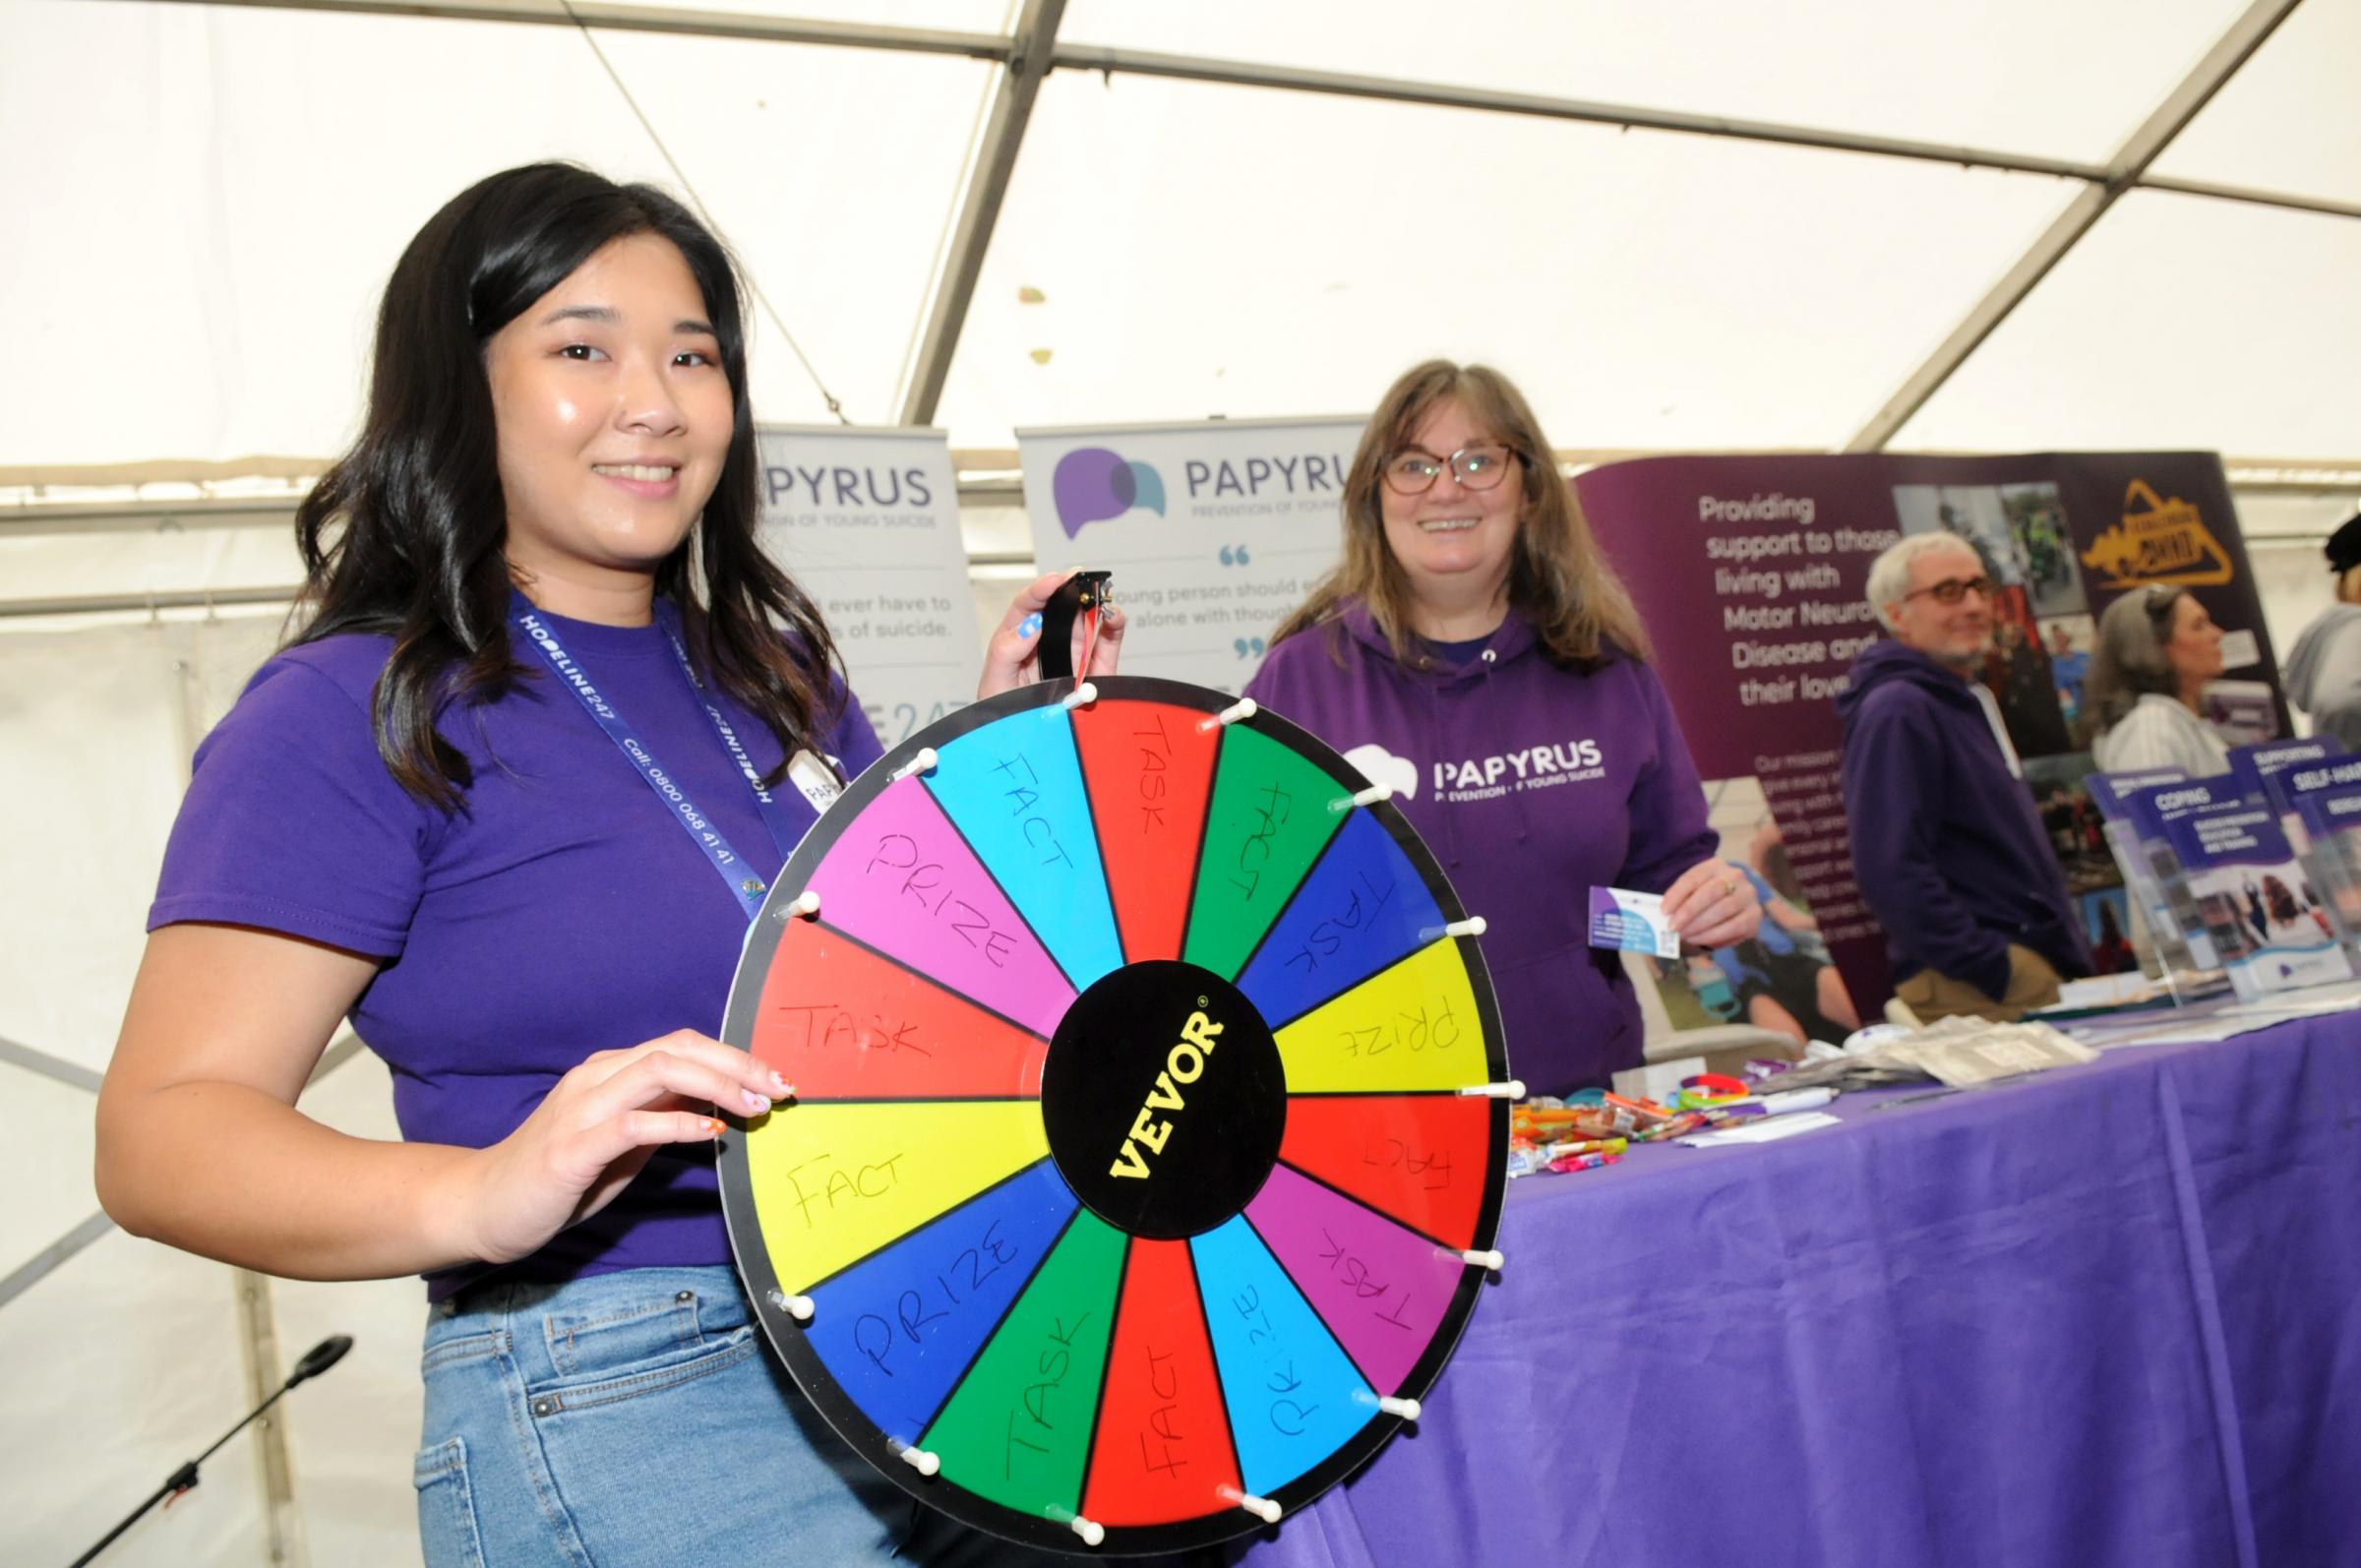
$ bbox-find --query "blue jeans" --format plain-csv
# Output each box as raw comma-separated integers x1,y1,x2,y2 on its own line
413,1265,1087,1567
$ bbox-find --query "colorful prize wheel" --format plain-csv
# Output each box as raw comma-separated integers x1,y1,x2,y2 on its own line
717,677,1511,1555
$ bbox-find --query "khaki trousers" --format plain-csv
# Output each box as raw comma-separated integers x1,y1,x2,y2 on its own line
1895,943,2064,1024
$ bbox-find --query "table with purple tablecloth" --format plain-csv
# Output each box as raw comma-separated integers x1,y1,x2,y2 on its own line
1236,1010,2361,1568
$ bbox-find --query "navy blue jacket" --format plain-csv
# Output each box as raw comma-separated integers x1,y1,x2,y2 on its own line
1836,640,2091,997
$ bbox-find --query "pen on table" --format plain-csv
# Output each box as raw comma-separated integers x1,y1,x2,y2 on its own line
1868,1086,1962,1112
1716,1086,1837,1120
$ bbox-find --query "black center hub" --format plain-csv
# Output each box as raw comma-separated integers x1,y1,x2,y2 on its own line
1041,960,1285,1239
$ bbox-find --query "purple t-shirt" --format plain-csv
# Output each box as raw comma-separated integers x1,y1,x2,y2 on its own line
149,602,883,1297
1244,601,1716,1094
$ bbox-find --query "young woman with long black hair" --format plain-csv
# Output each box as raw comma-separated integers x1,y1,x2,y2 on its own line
94,163,1117,1566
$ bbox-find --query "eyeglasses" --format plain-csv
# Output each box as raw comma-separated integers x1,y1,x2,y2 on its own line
1381,443,1520,496
1904,574,1993,606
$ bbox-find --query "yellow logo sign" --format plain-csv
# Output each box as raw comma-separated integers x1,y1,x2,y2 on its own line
2079,479,2234,587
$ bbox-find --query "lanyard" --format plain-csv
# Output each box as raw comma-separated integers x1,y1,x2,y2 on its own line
515,605,800,923
650,606,807,863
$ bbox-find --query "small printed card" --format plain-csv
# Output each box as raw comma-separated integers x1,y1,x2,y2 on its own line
1589,885,1679,959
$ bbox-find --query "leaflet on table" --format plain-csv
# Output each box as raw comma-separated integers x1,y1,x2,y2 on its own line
2225,736,2345,804
2160,802,2353,1001
2087,768,2192,821
1588,886,1679,959
2293,785,2361,952
2108,775,2270,974
2086,768,2193,974
2264,754,2361,852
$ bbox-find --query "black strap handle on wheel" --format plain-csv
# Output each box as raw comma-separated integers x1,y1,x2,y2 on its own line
1037,570,1113,682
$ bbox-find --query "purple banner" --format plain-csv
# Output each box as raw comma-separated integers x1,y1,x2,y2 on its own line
1576,451,2278,1018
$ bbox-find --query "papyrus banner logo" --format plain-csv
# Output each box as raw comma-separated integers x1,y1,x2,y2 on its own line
2079,478,2234,588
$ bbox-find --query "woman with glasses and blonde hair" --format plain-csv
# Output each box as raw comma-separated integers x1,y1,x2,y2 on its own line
2083,583,2230,775
1243,360,1760,1095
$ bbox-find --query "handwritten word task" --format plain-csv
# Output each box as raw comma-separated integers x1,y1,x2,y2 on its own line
923,1212,1126,1517
1071,699,1221,963
805,776,1074,1036
1237,809,1446,1029
1245,1166,1464,1395
1186,726,1348,980
1191,1215,1374,1498
1084,1239,1242,1526
753,919,1050,1100
749,1099,1048,1294
928,712,1123,990
805,1161,1078,1443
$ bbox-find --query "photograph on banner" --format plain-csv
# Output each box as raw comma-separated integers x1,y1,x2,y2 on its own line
1575,451,2280,1013
1639,774,1864,1050
754,426,980,751
1014,416,1365,694
2024,753,2141,975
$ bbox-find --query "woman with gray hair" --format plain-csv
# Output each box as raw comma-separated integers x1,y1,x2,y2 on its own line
2083,584,2230,775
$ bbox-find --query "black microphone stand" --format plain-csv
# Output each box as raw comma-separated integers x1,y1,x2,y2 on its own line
68,1334,353,1568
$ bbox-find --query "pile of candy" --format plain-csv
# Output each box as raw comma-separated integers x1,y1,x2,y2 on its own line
1507,1073,1835,1177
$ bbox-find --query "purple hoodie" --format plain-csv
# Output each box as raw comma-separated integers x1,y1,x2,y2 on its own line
1834,638,2091,996
1243,600,1717,1095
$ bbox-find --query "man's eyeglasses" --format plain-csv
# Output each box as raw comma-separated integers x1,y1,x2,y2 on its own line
1381,443,1520,496
1904,574,1993,606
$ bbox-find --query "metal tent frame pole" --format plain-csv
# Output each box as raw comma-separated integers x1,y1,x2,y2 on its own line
1843,0,2309,452
152,0,2352,227
898,0,1066,425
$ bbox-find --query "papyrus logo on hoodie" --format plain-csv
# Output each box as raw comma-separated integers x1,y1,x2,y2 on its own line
1343,743,1419,802
1435,740,1605,802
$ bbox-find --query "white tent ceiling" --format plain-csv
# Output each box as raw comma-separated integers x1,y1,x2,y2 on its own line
2,0,2356,482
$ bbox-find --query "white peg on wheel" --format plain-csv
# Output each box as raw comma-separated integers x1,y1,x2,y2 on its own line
1066,1515,1106,1547
1219,1486,1283,1524
1198,696,1258,731
766,1289,816,1321
897,1445,940,1478
1332,781,1393,813
1060,681,1100,711
1442,916,1486,938
1458,1247,1506,1271
889,747,938,781
1377,1395,1422,1420
1456,1079,1525,1099
784,888,821,920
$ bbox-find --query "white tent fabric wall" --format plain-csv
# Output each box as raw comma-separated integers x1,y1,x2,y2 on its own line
0,619,258,1566
0,613,429,1566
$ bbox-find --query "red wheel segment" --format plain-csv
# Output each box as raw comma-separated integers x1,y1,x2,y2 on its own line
1069,698,1222,963
751,919,1050,1101
1082,1237,1243,1527
1276,1094,1492,1250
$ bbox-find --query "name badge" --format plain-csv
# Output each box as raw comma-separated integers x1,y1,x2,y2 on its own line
787,749,845,813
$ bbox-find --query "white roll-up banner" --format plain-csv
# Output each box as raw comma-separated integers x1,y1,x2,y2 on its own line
1015,416,1367,694
756,425,981,751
